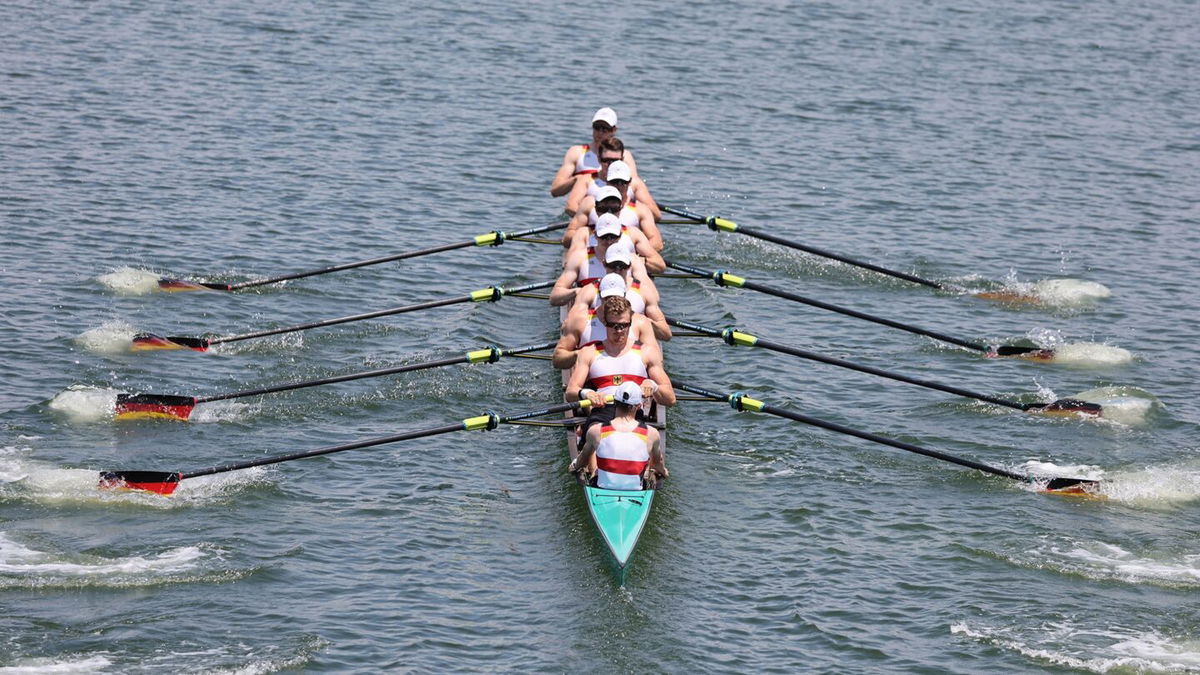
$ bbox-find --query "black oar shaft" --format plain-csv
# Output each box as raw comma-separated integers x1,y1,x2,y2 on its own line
210,280,554,345
177,401,583,480
660,206,945,289
665,260,989,353
666,318,1026,411
195,341,556,404
226,221,569,290
675,382,1026,482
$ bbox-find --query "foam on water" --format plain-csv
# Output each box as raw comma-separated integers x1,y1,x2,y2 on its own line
96,266,161,295
0,531,212,589
1019,459,1200,507
74,321,138,354
1072,385,1159,426
0,655,114,674
188,399,258,423
47,386,118,423
999,536,1200,589
1051,343,1134,367
952,621,1200,673
1031,278,1112,306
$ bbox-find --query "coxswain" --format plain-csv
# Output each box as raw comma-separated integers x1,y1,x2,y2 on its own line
552,212,663,306
565,137,661,221
564,294,675,435
550,107,639,197
569,380,667,487
563,184,663,253
569,239,670,342
553,270,663,369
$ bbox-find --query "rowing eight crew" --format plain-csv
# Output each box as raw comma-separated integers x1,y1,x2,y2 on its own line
550,106,661,222
552,109,677,488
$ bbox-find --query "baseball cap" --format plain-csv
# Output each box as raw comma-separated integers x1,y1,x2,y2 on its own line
594,213,622,238
606,160,632,183
598,272,627,298
592,107,618,127
614,380,643,405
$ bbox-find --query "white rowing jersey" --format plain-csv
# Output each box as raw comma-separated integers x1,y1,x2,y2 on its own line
590,277,646,315
595,423,650,490
585,343,647,395
574,146,599,176
586,202,641,231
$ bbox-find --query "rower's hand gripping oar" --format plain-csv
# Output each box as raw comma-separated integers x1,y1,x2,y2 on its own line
130,279,555,352
114,340,558,421
99,399,595,495
661,205,949,290
675,382,1100,497
154,220,569,292
667,317,1100,417
664,260,1052,360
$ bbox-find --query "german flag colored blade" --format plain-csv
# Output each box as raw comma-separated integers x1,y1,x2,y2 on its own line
130,333,211,352
157,278,233,292
98,470,182,495
114,394,197,421
1029,398,1103,417
1041,475,1102,497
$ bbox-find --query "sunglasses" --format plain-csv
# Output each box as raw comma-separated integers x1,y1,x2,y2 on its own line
597,233,621,242
604,321,632,331
600,155,622,164
605,261,630,271
592,122,615,132
607,179,630,187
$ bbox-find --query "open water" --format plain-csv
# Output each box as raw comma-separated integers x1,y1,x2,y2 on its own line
2,0,1198,671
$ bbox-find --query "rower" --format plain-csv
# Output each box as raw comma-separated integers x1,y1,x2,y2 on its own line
552,213,663,306
565,137,661,221
569,380,667,487
563,186,664,256
553,271,662,369
570,239,670,342
550,107,639,197
565,294,675,437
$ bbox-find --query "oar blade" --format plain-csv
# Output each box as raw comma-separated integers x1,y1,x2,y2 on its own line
973,290,1041,304
990,345,1055,361
1039,476,1103,498
114,394,197,421
98,470,182,495
157,278,232,292
1030,398,1103,417
130,333,210,352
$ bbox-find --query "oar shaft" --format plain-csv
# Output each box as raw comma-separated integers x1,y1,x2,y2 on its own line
675,382,1026,482
178,400,583,480
665,317,1025,411
195,340,556,404
210,280,554,345
226,221,569,290
660,206,945,289
665,260,988,352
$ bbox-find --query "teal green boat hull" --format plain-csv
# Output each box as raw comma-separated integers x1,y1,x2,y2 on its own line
584,484,655,569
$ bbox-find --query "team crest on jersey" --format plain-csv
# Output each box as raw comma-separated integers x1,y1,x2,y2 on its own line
612,374,624,385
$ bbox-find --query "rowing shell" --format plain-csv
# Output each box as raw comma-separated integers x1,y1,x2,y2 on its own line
559,308,665,573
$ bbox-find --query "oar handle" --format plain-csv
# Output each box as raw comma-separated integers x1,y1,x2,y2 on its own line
664,260,989,353
674,382,1027,482
661,205,946,290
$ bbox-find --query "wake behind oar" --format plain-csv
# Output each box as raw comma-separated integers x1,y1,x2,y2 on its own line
128,279,554,352
675,382,1101,497
113,340,556,421
148,221,568,293
99,400,593,495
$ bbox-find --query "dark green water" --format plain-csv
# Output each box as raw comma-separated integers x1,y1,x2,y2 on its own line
2,0,1198,671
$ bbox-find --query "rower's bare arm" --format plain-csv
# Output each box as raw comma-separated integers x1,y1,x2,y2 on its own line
550,147,583,197
550,266,580,306
552,330,579,370
565,351,596,403
562,209,591,247
635,178,661,222
564,175,590,217
646,360,676,407
648,429,668,478
638,208,664,251
644,303,672,341
569,425,602,473
624,149,638,178
633,315,661,356
633,233,665,274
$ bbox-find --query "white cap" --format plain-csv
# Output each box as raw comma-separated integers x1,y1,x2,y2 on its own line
606,160,632,183
594,213,622,238
605,239,634,265
592,107,618,127
594,185,622,204
614,380,643,405
598,273,627,298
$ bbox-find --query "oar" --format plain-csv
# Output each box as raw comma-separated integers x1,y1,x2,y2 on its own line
98,399,592,495
114,340,557,421
667,317,1100,417
155,221,569,292
661,205,949,289
675,382,1100,496
129,280,555,352
665,260,1051,360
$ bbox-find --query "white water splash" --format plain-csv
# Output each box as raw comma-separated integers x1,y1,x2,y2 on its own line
1071,386,1158,426
48,386,118,423
188,399,257,424
0,655,114,673
1031,278,1112,306
1004,537,1200,589
74,321,138,354
96,267,161,295
952,621,1200,673
0,532,208,588
1051,343,1133,367
1019,459,1200,507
